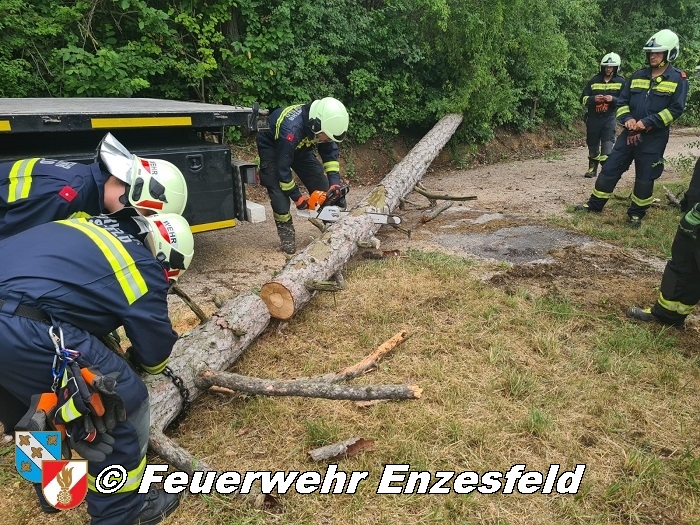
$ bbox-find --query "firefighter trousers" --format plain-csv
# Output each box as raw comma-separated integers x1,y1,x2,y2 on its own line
258,147,330,223
587,130,669,219
0,314,150,525
651,231,700,325
586,114,616,159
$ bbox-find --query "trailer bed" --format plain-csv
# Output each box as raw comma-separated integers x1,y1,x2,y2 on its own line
0,98,260,133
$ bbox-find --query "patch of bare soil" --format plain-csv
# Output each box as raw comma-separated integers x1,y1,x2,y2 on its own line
171,126,700,334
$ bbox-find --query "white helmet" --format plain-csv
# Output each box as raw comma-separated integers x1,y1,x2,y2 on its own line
134,213,194,282
97,133,188,214
309,97,349,142
600,52,621,68
643,29,680,63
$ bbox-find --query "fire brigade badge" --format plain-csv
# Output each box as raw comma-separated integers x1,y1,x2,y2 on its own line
41,459,88,510
14,431,62,483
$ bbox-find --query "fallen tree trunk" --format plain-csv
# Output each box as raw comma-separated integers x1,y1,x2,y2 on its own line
145,292,270,431
260,113,463,320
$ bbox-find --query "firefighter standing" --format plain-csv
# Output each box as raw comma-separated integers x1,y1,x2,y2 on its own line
0,132,188,241
0,212,193,524
581,52,626,178
628,157,700,328
575,29,689,227
256,97,349,254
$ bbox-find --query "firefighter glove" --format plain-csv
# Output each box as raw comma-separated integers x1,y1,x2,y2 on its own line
678,203,700,239
626,133,641,146
15,393,53,432
295,195,309,210
66,425,115,463
595,102,608,113
326,185,342,204
81,368,127,432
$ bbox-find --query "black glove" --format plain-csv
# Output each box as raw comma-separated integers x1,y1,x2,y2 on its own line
15,393,54,432
626,133,641,146
326,184,342,203
678,203,700,238
66,424,115,463
81,368,127,432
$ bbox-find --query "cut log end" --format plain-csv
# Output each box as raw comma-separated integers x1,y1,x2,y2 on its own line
261,282,295,320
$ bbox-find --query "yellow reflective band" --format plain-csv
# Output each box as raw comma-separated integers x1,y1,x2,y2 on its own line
58,399,82,423
582,96,590,105
273,211,292,222
89,456,147,493
190,219,236,233
140,358,168,375
616,106,630,118
654,81,677,94
68,211,92,219
0,120,10,131
57,219,148,304
297,137,315,149
7,158,39,203
658,109,673,126
323,161,339,173
279,180,296,192
592,188,613,199
274,105,302,140
631,193,655,207
91,117,192,128
630,78,650,90
658,294,695,315
591,83,623,91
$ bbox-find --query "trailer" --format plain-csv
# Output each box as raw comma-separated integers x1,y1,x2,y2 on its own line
0,98,268,232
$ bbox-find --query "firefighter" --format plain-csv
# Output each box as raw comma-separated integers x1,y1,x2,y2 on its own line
575,29,689,227
0,132,189,241
0,211,194,524
580,52,626,178
256,97,349,254
628,157,700,328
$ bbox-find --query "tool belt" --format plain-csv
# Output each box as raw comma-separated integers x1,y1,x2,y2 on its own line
0,298,51,322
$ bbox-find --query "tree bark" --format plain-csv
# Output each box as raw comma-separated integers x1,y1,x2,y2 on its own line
195,370,422,401
260,113,463,320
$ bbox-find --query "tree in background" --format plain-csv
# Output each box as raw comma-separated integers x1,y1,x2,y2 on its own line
1,0,698,142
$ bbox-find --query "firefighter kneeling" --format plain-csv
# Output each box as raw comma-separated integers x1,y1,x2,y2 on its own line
0,211,194,524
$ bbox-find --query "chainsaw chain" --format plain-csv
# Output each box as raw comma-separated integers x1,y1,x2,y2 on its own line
162,366,191,429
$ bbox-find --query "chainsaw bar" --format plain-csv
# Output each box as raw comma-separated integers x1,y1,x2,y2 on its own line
297,206,401,225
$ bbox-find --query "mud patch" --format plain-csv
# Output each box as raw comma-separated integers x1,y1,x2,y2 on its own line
436,225,593,264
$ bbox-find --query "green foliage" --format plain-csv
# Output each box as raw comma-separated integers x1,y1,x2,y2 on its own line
1,0,699,143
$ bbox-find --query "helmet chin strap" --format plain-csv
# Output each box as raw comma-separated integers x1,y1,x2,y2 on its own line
119,185,131,206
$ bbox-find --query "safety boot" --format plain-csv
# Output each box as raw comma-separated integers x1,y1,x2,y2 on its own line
584,158,599,178
573,203,600,213
626,306,685,330
131,488,180,525
275,220,296,254
627,215,642,228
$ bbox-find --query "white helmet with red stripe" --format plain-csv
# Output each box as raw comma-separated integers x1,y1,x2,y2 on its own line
97,133,188,214
135,213,194,282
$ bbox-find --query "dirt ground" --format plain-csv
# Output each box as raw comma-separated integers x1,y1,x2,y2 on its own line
171,125,700,333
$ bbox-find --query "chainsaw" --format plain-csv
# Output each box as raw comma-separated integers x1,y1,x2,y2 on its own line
296,185,401,225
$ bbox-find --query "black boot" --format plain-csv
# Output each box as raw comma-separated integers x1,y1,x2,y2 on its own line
275,220,296,254
131,488,180,525
33,483,60,514
584,158,599,178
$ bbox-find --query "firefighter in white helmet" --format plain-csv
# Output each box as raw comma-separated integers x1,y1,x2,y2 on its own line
575,29,689,227
580,52,626,178
256,97,349,254
0,132,188,241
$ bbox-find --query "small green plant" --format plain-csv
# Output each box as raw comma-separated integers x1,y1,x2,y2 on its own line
304,418,340,448
521,408,553,437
